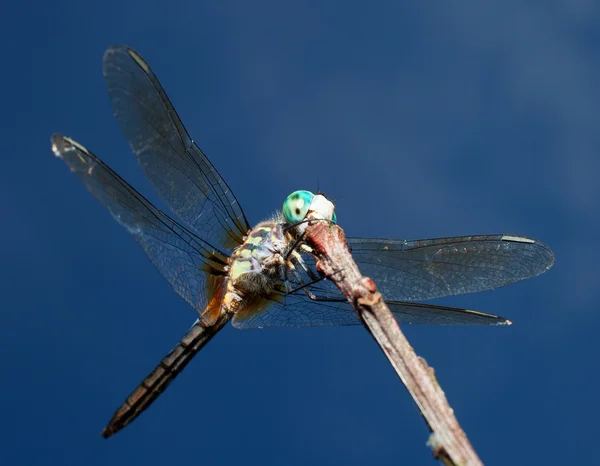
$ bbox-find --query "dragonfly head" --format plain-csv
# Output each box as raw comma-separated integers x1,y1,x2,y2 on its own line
282,190,337,229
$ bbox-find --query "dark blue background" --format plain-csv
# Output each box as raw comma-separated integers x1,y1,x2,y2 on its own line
1,1,598,465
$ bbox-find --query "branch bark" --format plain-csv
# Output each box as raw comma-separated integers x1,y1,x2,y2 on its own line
304,220,483,466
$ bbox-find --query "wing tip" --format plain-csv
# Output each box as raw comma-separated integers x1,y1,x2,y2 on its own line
50,133,65,158
500,235,535,244
103,44,150,74
103,44,130,58
501,234,555,271
100,425,116,439
50,133,91,159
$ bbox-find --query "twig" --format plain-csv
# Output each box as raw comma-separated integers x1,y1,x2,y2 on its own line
304,220,483,466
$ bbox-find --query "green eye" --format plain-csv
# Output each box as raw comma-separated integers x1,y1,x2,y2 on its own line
332,211,337,224
282,190,314,224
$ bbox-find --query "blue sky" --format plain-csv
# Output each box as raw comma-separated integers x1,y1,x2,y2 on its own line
1,1,599,465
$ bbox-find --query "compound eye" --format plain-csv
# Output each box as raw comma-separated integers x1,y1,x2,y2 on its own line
282,190,314,224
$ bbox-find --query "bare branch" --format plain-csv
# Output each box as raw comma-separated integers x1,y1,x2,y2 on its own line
304,220,483,466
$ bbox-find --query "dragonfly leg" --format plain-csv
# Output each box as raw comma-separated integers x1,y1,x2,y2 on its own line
283,221,316,262
285,271,327,298
299,243,313,254
284,235,305,262
289,250,322,282
285,257,347,302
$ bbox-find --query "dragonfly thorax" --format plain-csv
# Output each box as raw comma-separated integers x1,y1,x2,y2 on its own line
228,219,289,297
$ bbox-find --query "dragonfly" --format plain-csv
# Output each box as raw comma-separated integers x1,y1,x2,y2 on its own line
50,45,554,439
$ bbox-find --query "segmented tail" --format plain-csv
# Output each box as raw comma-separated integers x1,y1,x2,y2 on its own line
101,314,231,438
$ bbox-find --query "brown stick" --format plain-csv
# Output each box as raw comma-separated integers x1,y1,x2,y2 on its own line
304,220,483,466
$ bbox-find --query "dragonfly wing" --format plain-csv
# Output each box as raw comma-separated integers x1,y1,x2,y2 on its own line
385,301,509,325
347,235,554,301
232,292,359,328
232,295,510,328
231,277,510,328
51,134,229,320
103,45,251,251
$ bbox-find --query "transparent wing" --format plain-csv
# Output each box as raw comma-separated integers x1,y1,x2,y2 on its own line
103,45,251,251
232,262,510,328
232,292,510,328
50,134,229,321
347,235,554,302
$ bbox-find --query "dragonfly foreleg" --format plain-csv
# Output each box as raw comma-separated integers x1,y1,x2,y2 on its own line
285,268,326,299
